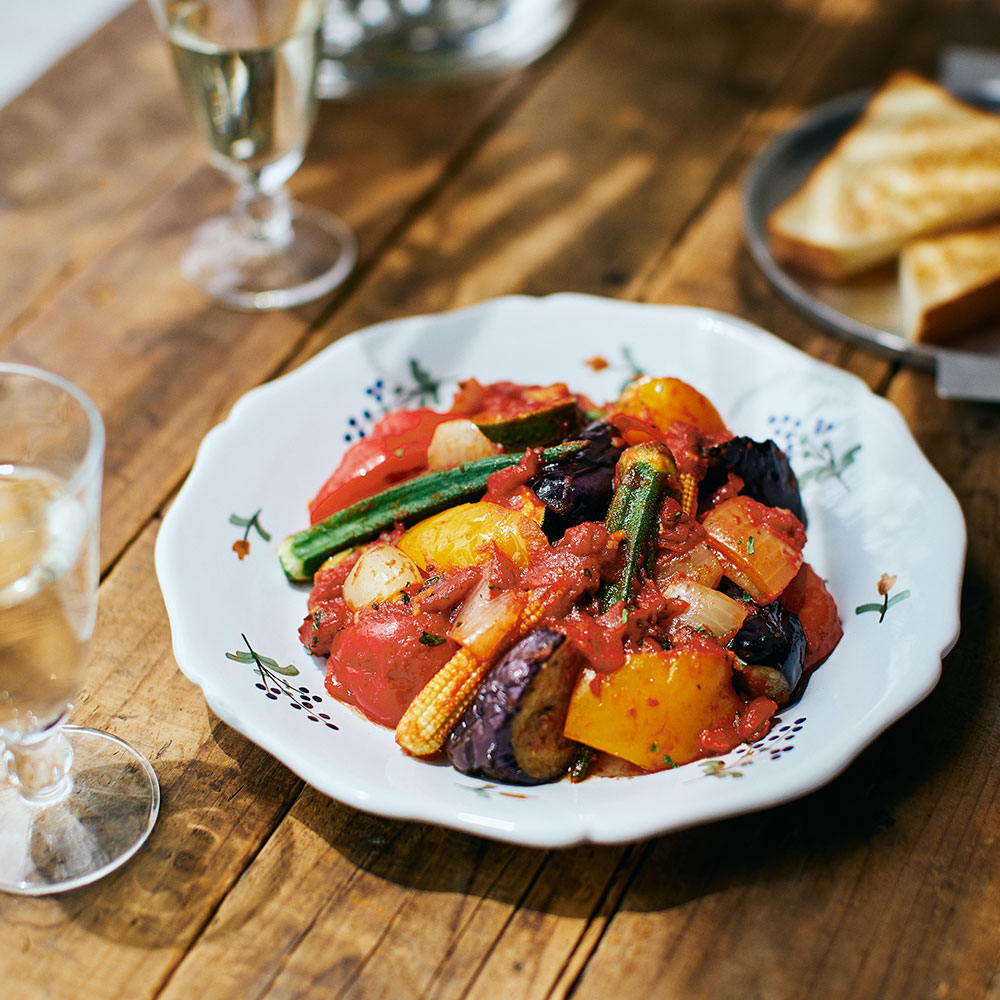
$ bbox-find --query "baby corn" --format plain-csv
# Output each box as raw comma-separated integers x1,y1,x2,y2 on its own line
395,591,550,756
679,472,698,518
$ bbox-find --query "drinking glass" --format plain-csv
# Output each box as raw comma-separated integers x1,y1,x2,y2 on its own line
317,0,580,98
0,365,159,895
148,0,357,310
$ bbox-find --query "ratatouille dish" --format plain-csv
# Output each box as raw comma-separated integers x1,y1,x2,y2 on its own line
277,372,842,785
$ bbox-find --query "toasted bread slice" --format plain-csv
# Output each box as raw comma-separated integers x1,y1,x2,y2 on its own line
768,70,1000,281
899,221,1000,344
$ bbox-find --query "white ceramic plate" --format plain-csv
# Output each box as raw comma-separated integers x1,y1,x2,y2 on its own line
155,294,965,848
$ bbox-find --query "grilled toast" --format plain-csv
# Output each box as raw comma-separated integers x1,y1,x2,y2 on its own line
767,70,1000,281
899,222,1000,344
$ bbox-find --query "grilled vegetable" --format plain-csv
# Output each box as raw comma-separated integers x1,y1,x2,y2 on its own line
426,419,500,470
395,584,555,756
701,436,806,525
660,575,748,644
722,580,806,705
701,495,804,605
342,543,422,611
564,646,744,769
654,540,724,589
780,563,843,673
398,501,548,573
614,376,729,437
307,408,459,523
598,442,678,612
528,420,623,542
475,398,584,450
278,441,585,581
325,604,459,727
446,628,584,785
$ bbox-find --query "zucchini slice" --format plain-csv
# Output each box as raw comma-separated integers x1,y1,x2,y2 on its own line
474,399,583,450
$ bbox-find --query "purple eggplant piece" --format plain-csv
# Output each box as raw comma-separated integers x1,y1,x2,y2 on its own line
446,628,583,785
701,436,806,527
721,580,806,705
529,421,623,542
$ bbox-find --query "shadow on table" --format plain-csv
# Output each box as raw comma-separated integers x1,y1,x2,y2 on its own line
39,723,304,948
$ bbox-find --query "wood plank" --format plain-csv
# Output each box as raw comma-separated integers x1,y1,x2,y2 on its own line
153,799,641,1000
0,60,539,570
292,0,862,357
0,3,203,344
155,794,542,999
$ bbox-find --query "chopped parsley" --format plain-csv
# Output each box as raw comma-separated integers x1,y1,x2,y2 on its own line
419,632,446,646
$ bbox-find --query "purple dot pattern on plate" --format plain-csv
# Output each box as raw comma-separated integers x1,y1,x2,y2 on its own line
698,716,806,779
228,640,339,731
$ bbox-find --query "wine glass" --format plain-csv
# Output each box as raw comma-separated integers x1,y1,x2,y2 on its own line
148,0,357,310
0,364,159,895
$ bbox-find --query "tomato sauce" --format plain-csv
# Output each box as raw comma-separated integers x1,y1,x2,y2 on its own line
450,378,577,419
325,605,458,728
292,373,843,782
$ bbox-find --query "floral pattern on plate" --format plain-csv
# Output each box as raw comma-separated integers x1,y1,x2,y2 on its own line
156,294,965,847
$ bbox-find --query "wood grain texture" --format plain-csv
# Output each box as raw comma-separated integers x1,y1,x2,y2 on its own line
3,0,998,997
0,4,202,344
4,525,303,1000
293,0,853,357
0,31,530,570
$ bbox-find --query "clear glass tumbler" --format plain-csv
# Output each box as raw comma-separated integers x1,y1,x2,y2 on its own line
148,0,358,309
317,0,580,97
0,364,159,895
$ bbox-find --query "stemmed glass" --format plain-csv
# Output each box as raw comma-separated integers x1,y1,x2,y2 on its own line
0,365,159,895
148,0,357,310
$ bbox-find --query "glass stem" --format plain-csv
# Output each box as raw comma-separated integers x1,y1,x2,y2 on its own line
5,715,74,805
233,181,295,251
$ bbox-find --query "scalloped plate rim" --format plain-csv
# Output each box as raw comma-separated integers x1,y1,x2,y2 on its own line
154,293,965,848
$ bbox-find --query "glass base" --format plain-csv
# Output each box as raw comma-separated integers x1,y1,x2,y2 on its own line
181,202,357,311
317,0,579,98
0,727,159,896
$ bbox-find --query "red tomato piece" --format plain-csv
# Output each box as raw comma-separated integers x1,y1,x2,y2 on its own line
450,379,576,419
298,598,351,658
781,563,843,673
325,605,458,728
309,408,455,523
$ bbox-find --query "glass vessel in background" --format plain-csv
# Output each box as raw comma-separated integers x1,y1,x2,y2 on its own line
148,0,357,310
0,364,159,895
317,0,580,97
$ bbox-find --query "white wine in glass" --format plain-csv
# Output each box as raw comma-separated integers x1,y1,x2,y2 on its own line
149,0,357,309
0,365,159,896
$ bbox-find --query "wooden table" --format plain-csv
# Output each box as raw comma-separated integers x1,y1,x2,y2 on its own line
3,1,998,996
